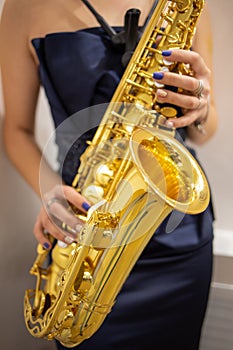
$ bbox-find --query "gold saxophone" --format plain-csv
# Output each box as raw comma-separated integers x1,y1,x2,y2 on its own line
24,0,208,347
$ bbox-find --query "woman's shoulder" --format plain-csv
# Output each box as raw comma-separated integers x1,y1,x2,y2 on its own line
2,0,48,16
1,0,50,30
1,0,73,42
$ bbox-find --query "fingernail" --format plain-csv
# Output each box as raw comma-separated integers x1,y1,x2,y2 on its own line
157,89,167,98
82,202,91,211
58,240,68,248
162,50,172,57
64,236,75,244
154,81,164,88
166,121,174,128
43,242,51,250
163,58,174,66
153,72,164,80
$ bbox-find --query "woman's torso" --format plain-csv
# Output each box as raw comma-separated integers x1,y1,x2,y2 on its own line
29,0,214,251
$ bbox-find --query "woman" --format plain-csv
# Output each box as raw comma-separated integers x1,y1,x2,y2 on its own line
0,0,218,349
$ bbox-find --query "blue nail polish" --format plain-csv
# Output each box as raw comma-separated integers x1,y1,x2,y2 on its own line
153,72,164,80
82,202,91,211
43,242,50,250
162,50,172,57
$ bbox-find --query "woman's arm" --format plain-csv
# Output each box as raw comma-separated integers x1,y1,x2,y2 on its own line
0,0,89,249
0,0,58,194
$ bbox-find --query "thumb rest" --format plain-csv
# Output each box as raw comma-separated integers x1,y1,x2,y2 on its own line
24,0,208,347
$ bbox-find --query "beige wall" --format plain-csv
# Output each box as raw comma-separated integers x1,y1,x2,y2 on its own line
197,1,233,232
0,1,232,349
195,1,233,256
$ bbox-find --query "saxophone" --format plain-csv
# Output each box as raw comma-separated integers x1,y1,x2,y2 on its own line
24,0,208,347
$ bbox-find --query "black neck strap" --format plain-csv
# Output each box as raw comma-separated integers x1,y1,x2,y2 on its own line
81,0,159,66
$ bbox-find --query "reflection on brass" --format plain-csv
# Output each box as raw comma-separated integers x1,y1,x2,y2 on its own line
160,106,178,118
24,1,208,347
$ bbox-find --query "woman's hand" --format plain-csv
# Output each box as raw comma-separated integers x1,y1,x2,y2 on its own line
152,49,211,132
33,184,91,249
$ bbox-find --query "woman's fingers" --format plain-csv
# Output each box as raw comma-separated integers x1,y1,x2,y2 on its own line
33,207,65,249
44,185,91,233
156,87,201,110
153,71,209,98
62,185,91,212
34,205,85,249
46,197,84,233
152,49,211,128
161,49,210,77
33,184,91,248
45,185,91,213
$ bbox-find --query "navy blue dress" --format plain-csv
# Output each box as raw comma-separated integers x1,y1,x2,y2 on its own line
32,27,214,350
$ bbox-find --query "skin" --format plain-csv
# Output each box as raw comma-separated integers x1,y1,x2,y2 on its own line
0,0,218,248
